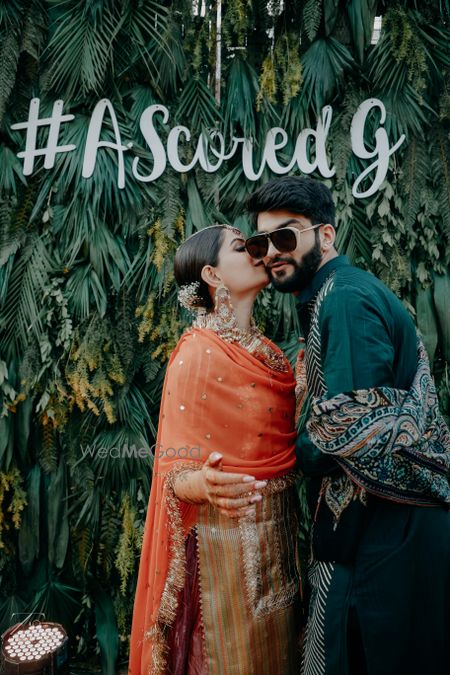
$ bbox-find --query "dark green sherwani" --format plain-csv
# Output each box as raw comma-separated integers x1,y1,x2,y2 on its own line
296,256,450,675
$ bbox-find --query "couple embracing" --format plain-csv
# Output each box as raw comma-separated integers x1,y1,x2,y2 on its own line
129,176,450,675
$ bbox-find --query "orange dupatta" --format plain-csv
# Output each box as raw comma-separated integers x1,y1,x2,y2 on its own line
128,328,296,674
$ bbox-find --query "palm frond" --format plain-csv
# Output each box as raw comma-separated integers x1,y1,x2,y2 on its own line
31,579,81,627
46,456,69,569
346,0,377,63
68,461,99,530
224,56,259,138
415,20,450,75
215,164,258,220
44,0,122,99
29,110,153,242
375,87,432,138
176,77,223,132
0,144,27,197
122,234,158,303
368,30,409,92
0,234,53,360
335,197,373,267
143,16,186,95
116,382,156,438
85,218,131,291
301,37,355,112
117,0,171,89
185,177,211,234
0,254,14,314
126,84,158,137
0,594,27,635
84,428,152,494
280,92,312,138
0,1,24,30
65,264,108,320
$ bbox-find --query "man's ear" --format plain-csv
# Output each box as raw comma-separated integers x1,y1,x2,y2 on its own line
320,224,336,252
201,265,222,288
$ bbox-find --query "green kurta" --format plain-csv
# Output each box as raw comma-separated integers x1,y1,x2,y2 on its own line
296,256,450,675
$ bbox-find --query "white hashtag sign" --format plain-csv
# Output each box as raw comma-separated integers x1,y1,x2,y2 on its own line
11,98,76,175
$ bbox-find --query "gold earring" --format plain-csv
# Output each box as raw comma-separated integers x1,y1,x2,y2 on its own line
214,283,235,327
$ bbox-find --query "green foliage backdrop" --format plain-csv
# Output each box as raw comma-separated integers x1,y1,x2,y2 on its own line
0,0,449,670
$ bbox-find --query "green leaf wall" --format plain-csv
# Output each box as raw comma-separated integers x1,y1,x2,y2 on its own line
0,0,449,670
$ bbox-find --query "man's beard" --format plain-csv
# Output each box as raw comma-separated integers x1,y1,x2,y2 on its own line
266,236,322,292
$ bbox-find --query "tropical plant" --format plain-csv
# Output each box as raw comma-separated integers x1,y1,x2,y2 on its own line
0,0,449,671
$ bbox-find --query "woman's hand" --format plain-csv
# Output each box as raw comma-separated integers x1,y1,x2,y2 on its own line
200,452,267,518
173,452,267,519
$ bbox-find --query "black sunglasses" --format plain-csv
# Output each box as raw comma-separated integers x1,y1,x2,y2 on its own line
245,224,323,259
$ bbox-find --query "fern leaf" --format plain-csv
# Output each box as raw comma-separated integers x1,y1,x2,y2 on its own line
20,0,47,61
39,422,58,473
402,137,429,232
0,30,20,123
303,0,322,42
157,172,182,238
97,497,120,576
72,526,93,574
434,128,450,258
0,198,22,266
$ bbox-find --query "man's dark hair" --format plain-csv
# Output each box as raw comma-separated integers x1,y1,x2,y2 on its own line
174,225,228,311
247,176,336,228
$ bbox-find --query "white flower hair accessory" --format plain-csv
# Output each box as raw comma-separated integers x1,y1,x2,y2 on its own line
177,281,203,311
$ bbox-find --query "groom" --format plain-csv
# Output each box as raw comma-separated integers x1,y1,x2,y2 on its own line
245,175,450,675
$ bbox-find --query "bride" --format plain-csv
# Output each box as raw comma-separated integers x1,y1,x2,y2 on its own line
129,224,301,674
